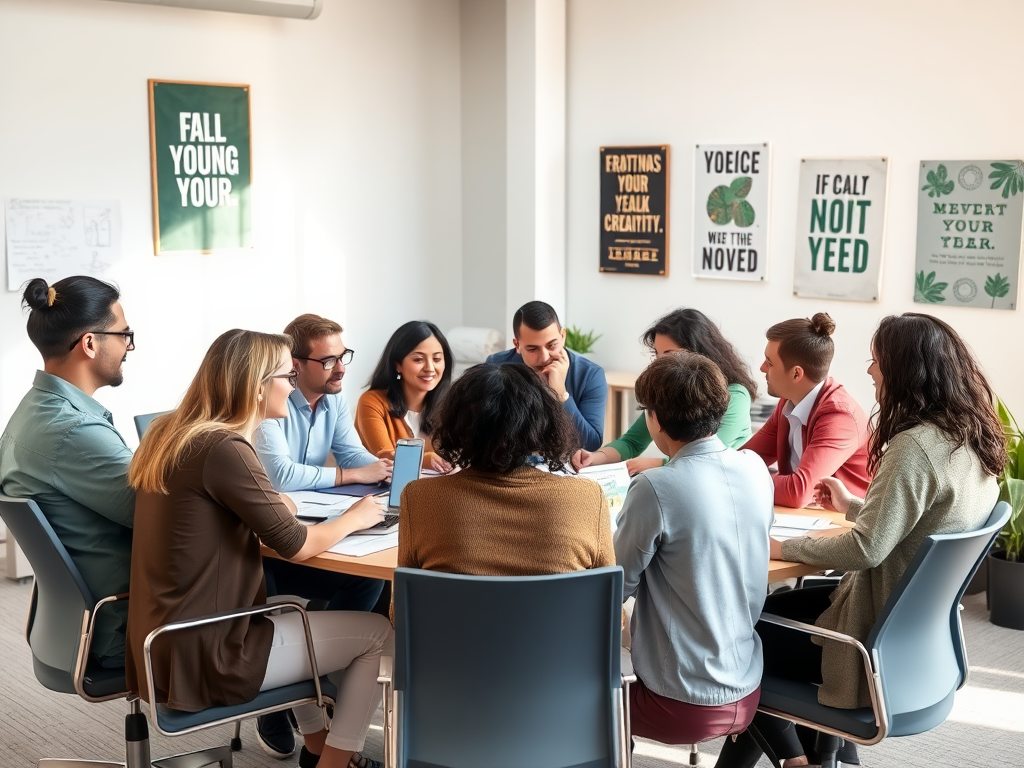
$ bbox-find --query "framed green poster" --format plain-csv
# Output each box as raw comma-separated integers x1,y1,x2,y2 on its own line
148,79,252,254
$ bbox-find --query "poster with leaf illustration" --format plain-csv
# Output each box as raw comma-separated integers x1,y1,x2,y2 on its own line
915,160,1023,310
693,143,770,281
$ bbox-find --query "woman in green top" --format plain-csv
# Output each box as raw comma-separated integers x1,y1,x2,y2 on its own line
575,308,758,474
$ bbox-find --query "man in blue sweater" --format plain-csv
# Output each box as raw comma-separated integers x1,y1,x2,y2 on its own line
486,301,606,451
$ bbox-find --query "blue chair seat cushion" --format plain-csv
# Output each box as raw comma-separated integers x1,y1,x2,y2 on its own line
759,675,879,740
155,677,337,733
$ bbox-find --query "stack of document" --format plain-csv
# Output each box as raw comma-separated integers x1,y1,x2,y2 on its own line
771,513,835,540
328,531,399,557
285,491,362,521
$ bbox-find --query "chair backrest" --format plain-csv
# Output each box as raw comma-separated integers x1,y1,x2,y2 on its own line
0,495,95,694
134,410,171,439
393,566,624,768
867,500,1010,734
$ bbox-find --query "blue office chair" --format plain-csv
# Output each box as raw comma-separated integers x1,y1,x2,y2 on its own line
380,566,634,768
134,411,171,440
0,494,334,768
752,500,1011,768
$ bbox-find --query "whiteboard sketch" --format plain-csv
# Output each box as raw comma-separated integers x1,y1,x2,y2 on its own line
5,199,122,291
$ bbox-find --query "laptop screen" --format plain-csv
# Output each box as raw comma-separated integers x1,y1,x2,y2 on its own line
388,440,424,508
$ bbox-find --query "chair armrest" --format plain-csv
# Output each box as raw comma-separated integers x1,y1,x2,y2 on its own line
74,592,130,701
757,612,887,735
141,601,325,721
378,655,393,685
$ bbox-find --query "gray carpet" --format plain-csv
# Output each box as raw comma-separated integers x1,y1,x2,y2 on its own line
0,560,1019,768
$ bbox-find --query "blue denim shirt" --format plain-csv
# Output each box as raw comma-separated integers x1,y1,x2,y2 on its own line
613,436,774,705
254,387,378,492
0,371,135,664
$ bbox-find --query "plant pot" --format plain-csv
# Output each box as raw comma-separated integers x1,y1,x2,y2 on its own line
988,550,1024,630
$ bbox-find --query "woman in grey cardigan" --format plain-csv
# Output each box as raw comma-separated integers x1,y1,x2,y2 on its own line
718,313,1006,768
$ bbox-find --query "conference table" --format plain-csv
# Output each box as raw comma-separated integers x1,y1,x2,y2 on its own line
263,505,854,583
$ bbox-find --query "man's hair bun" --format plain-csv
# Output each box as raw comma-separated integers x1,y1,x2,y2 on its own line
23,278,53,311
809,312,835,337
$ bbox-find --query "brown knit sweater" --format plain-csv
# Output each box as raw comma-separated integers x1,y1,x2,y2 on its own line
397,466,614,576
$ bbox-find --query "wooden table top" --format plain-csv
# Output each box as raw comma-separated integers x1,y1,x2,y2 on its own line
264,505,853,583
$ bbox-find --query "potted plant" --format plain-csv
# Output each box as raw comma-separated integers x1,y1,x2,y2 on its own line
989,398,1024,630
564,325,602,358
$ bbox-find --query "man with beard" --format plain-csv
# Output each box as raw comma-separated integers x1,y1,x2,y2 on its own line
0,276,136,669
741,312,871,508
253,313,392,760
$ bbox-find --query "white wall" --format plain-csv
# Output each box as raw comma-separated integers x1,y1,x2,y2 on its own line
0,0,462,445
565,0,1024,416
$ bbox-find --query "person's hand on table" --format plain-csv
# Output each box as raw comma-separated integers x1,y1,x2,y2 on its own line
625,457,662,476
769,536,785,560
342,495,386,532
814,476,853,514
540,352,570,400
342,458,393,485
572,449,593,470
428,454,453,474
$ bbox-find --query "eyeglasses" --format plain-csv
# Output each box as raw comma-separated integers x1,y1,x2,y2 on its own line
295,349,354,370
269,371,298,389
68,329,135,351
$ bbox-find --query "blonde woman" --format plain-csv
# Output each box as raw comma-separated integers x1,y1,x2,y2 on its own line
125,329,391,768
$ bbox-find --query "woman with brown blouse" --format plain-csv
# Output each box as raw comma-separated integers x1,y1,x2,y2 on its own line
126,329,391,768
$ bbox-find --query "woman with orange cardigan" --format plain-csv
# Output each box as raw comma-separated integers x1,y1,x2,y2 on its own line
355,321,454,472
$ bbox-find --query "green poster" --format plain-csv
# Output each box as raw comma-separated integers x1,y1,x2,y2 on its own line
914,160,1023,310
148,80,252,254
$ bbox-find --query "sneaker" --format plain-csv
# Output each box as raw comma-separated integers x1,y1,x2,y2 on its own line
256,710,297,759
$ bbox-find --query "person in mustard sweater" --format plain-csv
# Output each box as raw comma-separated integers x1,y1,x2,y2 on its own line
397,363,614,577
574,307,757,474
355,321,453,472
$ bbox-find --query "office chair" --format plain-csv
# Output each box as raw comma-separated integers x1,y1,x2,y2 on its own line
133,411,171,440
380,566,634,768
751,500,1011,768
0,494,334,768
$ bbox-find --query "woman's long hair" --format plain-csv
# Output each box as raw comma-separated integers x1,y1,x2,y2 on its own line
642,308,758,399
366,321,454,434
129,329,292,494
869,313,1006,476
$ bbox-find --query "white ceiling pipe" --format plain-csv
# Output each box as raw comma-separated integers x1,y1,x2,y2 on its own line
100,0,323,20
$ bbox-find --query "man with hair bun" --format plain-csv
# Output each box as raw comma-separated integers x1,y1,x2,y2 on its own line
613,352,773,748
741,312,871,508
0,275,136,668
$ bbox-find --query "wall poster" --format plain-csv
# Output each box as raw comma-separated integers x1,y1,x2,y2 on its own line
599,145,669,276
793,158,889,302
693,143,770,281
915,160,1023,310
149,79,252,254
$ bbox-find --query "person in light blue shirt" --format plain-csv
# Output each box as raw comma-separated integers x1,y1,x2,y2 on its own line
252,313,393,760
255,314,391,492
0,276,136,667
613,352,773,747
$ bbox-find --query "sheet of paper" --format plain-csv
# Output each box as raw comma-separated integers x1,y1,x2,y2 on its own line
577,461,632,520
5,198,122,290
285,491,361,520
773,513,832,531
328,531,399,556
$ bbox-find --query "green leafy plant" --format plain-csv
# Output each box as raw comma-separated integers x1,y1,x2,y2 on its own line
707,176,755,228
985,273,1011,308
915,270,948,303
922,164,955,197
989,161,1024,199
995,398,1024,561
564,325,602,354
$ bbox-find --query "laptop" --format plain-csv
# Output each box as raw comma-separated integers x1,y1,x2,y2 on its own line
351,438,424,534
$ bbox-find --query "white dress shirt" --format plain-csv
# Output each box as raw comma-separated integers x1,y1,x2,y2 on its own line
782,379,824,473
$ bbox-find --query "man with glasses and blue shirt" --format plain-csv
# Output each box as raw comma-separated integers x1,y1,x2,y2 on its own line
0,275,136,670
253,313,392,760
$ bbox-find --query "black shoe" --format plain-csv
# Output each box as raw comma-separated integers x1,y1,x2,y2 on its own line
256,710,297,759
299,746,320,768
